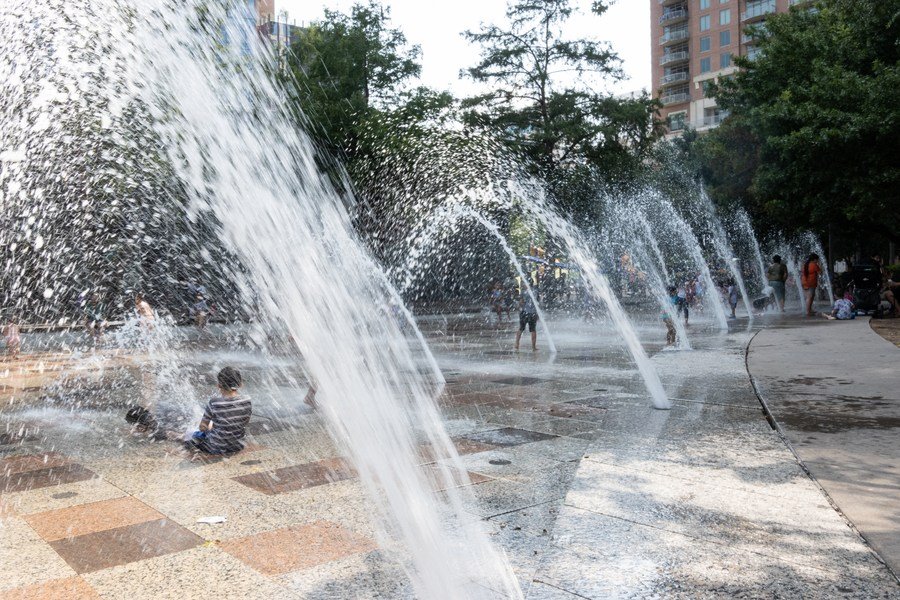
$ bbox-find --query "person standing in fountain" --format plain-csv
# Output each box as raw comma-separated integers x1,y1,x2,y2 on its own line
187,367,252,454
189,293,210,329
725,280,739,319
515,288,539,352
489,282,506,324
801,253,821,317
676,283,689,326
83,292,107,341
663,286,678,346
135,292,155,327
3,316,21,360
767,255,789,312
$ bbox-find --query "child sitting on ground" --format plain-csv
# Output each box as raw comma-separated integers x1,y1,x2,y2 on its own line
187,366,252,454
824,289,856,321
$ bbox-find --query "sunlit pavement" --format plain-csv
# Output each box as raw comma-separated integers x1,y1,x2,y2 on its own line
1,313,898,598
748,316,900,577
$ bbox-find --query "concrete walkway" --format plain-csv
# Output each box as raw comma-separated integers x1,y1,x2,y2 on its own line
748,316,900,577
528,323,899,598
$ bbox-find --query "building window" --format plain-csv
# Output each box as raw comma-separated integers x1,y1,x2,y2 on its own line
700,36,711,52
701,80,715,97
700,57,712,73
719,9,731,25
720,52,732,68
720,30,731,46
719,0,729,3
699,15,711,31
700,0,710,9
669,112,687,131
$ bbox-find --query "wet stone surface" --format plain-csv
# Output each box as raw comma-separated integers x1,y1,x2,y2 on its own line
0,314,896,597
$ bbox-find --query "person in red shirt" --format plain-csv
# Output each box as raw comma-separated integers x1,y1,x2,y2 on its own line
801,253,821,316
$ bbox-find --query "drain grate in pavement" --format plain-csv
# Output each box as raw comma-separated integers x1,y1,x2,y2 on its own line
462,427,557,447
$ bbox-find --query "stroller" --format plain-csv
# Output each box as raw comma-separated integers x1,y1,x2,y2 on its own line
847,264,882,314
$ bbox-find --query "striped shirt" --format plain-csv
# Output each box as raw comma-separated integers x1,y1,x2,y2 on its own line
203,395,252,453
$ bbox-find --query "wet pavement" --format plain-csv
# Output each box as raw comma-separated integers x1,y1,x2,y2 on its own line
748,315,900,577
0,313,898,598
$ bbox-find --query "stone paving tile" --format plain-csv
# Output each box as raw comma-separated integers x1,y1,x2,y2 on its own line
25,496,163,542
462,427,558,448
0,577,100,600
232,457,356,495
0,477,126,517
49,518,203,574
564,460,891,580
276,550,414,599
219,520,377,576
1,463,96,494
0,516,77,591
83,546,297,600
0,452,71,475
420,463,493,492
535,506,900,599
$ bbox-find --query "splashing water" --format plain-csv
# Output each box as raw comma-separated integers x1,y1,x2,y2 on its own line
650,192,730,330
398,204,558,354
508,182,671,410
1,0,520,597
732,208,768,295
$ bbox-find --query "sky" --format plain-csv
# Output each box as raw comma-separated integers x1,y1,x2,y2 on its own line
275,0,650,97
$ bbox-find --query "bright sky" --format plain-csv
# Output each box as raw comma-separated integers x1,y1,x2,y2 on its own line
275,0,650,97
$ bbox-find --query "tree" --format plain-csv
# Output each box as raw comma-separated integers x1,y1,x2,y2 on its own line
286,1,422,159
710,0,900,244
462,0,661,178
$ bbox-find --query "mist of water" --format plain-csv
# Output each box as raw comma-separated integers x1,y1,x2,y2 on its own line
651,193,730,330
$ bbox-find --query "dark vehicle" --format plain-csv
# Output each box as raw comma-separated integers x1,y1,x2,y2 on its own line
847,264,882,314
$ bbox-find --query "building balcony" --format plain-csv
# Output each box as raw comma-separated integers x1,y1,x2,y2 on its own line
659,28,689,46
660,50,690,66
658,0,682,6
742,0,776,22
702,112,729,127
661,91,690,105
660,72,689,86
659,7,688,26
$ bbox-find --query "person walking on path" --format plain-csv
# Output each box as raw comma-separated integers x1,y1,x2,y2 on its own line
767,255,789,312
801,253,821,317
515,289,539,352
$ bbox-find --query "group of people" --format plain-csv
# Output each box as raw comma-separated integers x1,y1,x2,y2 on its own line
764,252,900,320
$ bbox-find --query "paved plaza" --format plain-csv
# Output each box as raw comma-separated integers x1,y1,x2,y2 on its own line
1,314,898,598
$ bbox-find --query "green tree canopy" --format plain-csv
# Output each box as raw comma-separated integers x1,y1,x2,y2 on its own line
286,1,423,158
709,0,900,243
461,0,661,177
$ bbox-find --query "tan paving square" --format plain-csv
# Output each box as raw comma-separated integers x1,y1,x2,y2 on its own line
25,496,163,542
220,520,377,575
0,577,100,600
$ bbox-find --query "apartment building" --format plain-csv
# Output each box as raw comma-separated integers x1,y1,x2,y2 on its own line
651,0,811,134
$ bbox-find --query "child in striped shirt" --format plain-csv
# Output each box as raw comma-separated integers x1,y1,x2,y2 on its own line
188,367,252,454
